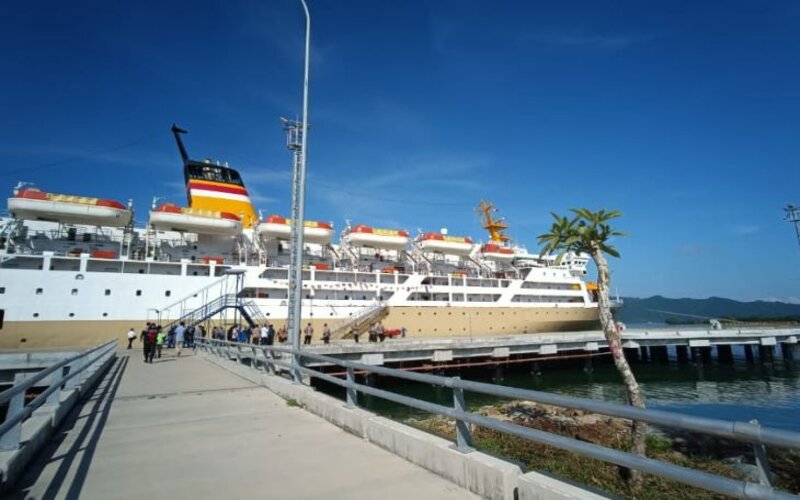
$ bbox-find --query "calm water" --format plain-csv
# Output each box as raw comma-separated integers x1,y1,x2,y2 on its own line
316,338,800,432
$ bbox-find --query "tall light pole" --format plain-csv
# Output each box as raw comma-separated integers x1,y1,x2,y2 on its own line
287,0,311,382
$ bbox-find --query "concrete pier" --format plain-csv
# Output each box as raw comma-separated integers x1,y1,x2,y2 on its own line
744,345,755,364
11,351,477,500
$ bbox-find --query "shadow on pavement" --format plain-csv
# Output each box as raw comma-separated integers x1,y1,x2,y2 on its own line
11,355,128,500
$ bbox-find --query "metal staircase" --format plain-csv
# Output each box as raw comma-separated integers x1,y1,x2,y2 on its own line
331,302,389,340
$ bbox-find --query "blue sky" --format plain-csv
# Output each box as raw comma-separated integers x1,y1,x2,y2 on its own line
2,1,799,302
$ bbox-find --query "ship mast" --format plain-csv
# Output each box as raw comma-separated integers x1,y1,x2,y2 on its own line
170,124,190,163
477,200,509,244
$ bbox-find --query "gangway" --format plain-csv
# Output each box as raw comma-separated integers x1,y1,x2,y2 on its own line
331,302,389,340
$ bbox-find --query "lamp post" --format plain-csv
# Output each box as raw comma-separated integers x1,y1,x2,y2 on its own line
287,0,311,382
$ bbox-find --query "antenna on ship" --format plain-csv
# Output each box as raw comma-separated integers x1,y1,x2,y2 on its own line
785,204,800,253
171,124,190,163
477,200,509,244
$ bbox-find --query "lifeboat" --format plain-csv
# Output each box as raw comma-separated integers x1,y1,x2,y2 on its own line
149,203,242,236
347,225,409,250
417,232,473,256
480,243,514,262
8,188,132,227
256,215,333,245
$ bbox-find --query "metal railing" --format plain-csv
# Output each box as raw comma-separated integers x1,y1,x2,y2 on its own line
197,338,800,499
0,340,117,451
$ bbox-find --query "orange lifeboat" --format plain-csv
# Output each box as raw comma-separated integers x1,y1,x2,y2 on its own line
347,225,409,250
149,203,242,236
8,188,132,227
417,232,473,256
256,215,333,245
480,243,514,262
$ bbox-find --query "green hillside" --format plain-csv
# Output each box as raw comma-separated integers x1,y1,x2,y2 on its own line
616,296,800,324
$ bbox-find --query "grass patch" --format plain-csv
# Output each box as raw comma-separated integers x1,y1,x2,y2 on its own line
286,398,301,408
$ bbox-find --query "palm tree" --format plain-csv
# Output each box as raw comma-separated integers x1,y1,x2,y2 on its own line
539,208,647,485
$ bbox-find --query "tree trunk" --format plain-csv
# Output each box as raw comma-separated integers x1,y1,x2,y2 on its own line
592,249,647,487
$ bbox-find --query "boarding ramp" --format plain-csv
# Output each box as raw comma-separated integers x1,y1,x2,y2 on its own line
331,302,389,340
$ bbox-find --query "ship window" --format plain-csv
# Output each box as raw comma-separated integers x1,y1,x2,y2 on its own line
105,289,111,296
69,313,75,317
35,288,43,295
136,290,142,296
33,313,39,318
165,290,171,297
0,287,4,294
71,289,78,295
103,312,108,317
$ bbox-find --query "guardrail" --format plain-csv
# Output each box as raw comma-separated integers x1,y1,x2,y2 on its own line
197,338,800,499
0,340,118,451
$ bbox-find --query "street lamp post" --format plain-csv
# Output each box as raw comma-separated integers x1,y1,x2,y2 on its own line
287,0,311,382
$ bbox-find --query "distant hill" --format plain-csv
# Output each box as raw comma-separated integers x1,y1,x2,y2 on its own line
616,296,800,324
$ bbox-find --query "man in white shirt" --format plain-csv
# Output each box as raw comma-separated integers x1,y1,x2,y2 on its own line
126,328,136,349
260,324,269,345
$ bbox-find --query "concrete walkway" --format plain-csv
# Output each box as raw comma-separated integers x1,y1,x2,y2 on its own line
13,349,478,500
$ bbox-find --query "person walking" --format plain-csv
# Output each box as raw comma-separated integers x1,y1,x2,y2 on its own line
174,322,186,357
322,323,331,345
143,323,158,363
368,323,377,343
126,328,136,349
266,324,275,346
260,324,269,346
303,323,313,345
377,322,386,343
278,324,287,343
351,326,359,343
156,328,166,359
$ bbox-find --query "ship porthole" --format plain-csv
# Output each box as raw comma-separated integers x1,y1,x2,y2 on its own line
75,274,84,280
69,313,75,317
33,313,39,318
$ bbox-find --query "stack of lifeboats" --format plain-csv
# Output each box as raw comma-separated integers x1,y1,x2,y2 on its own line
149,203,242,236
417,232,473,255
256,215,333,245
347,225,409,250
8,188,132,227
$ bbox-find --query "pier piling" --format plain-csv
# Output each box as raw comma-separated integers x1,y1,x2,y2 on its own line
717,345,734,364
780,343,795,361
639,346,650,362
675,345,689,364
583,357,593,374
758,345,775,363
691,347,703,365
651,346,669,363
701,347,713,364
744,345,755,364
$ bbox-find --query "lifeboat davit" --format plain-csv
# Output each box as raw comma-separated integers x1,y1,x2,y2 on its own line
8,188,132,227
348,225,409,250
149,203,242,236
481,243,514,262
256,215,333,245
417,232,473,255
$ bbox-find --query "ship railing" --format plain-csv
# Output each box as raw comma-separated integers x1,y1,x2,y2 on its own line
197,338,800,500
0,340,117,453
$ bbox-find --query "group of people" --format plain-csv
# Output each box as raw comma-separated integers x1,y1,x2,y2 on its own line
212,323,290,345
126,320,206,363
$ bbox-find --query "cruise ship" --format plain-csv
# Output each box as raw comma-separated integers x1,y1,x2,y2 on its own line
0,126,602,349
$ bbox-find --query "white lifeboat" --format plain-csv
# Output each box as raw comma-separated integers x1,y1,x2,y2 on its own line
256,215,333,245
480,243,515,262
8,188,132,227
149,204,242,236
417,232,473,256
347,224,409,250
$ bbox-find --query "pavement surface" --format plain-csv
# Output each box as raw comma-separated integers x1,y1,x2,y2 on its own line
12,348,477,500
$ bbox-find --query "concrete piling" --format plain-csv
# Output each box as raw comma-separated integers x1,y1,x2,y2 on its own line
639,346,650,362
780,343,795,361
717,345,734,364
744,345,755,364
758,345,775,363
675,345,689,364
